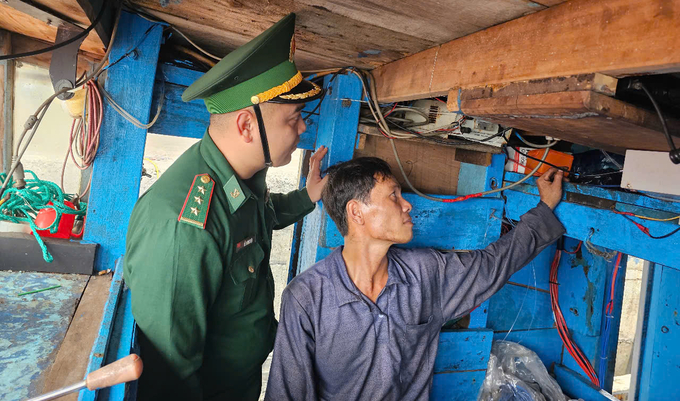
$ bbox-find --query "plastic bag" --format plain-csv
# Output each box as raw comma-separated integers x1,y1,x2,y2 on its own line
477,341,567,401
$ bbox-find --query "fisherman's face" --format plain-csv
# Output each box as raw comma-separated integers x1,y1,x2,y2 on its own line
261,103,306,167
360,176,414,244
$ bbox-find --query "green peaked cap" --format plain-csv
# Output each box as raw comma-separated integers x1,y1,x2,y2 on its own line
181,13,322,114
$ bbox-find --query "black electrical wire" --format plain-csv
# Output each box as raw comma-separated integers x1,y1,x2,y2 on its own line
0,2,107,61
636,81,680,164
508,145,574,174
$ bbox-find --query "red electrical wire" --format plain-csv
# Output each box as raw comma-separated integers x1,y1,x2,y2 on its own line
550,248,600,387
562,241,582,255
60,80,103,196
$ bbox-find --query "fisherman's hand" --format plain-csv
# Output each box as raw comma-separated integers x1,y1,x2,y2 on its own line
536,167,564,210
305,146,329,203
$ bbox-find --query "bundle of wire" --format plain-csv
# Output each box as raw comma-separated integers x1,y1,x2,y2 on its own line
549,248,600,387
598,252,623,388
61,80,103,196
349,67,552,203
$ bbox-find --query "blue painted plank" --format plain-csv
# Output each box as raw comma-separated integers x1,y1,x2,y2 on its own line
297,204,324,274
299,98,320,151
504,190,680,268
79,264,125,401
0,272,88,401
321,196,504,250
297,73,362,274
149,82,208,139
430,370,487,401
97,286,136,401
492,329,564,372
554,364,618,401
487,283,554,332
456,163,487,196
468,299,490,329
504,172,680,215
557,244,608,337
434,329,493,373
637,264,680,401
315,73,362,171
506,242,560,292
159,63,202,87
83,12,164,272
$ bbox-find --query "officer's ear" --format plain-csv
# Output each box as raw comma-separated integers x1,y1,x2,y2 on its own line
234,108,256,143
346,199,365,228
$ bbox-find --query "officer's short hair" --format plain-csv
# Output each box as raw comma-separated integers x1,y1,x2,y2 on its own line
322,157,394,236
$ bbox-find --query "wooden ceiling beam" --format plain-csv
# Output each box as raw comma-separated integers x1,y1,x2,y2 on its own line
0,0,110,57
373,0,680,103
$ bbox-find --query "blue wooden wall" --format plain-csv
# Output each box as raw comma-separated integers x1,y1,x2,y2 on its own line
83,12,163,272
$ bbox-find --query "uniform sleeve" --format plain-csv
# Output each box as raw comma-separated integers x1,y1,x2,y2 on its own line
270,188,316,229
436,201,565,321
123,218,224,399
264,289,318,401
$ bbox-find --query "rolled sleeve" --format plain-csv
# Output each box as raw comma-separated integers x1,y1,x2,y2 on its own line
437,201,565,321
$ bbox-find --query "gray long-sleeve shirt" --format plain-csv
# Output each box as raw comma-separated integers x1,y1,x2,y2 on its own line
265,201,565,401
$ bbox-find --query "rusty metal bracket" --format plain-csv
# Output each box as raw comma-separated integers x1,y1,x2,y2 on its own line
49,24,87,100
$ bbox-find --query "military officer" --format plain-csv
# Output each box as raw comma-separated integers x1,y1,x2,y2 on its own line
123,13,326,400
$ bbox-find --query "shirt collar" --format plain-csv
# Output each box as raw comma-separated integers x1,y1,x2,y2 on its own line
200,131,267,213
329,247,408,307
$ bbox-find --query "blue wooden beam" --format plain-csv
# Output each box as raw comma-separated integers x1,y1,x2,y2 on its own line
296,73,362,274
504,172,680,215
504,190,680,268
554,364,618,401
79,263,125,401
83,12,163,272
635,263,680,401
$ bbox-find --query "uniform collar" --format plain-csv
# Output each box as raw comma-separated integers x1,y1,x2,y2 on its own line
329,247,408,307
200,131,267,213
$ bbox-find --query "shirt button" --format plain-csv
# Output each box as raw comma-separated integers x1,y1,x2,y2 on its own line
248,266,255,273
379,314,385,318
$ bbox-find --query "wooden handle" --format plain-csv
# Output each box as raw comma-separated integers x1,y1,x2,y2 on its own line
86,354,143,390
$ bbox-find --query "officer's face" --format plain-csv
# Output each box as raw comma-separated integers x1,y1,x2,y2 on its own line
264,103,307,167
361,176,413,244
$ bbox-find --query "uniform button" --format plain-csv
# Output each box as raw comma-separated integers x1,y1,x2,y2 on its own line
248,266,255,273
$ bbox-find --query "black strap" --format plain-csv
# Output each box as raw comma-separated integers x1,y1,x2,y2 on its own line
252,104,272,167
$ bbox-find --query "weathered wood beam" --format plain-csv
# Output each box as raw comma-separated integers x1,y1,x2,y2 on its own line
0,30,14,174
0,2,106,56
457,90,678,154
374,0,680,103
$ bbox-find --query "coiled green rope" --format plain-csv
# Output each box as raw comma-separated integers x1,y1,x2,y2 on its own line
0,170,87,262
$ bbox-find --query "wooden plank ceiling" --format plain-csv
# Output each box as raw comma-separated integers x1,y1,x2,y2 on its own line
129,0,566,70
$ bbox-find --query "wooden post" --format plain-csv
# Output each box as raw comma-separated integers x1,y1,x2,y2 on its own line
0,29,14,174
82,12,163,272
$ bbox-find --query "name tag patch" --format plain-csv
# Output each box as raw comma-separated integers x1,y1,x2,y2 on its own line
236,236,256,252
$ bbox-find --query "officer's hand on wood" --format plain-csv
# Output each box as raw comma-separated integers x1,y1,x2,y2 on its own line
306,146,329,202
536,167,564,210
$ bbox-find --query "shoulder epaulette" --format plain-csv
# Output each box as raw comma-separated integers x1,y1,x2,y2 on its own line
178,174,214,229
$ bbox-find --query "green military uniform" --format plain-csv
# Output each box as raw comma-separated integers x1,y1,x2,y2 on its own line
123,13,323,400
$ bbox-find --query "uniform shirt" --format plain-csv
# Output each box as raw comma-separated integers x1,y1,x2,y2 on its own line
265,202,564,401
123,132,315,400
